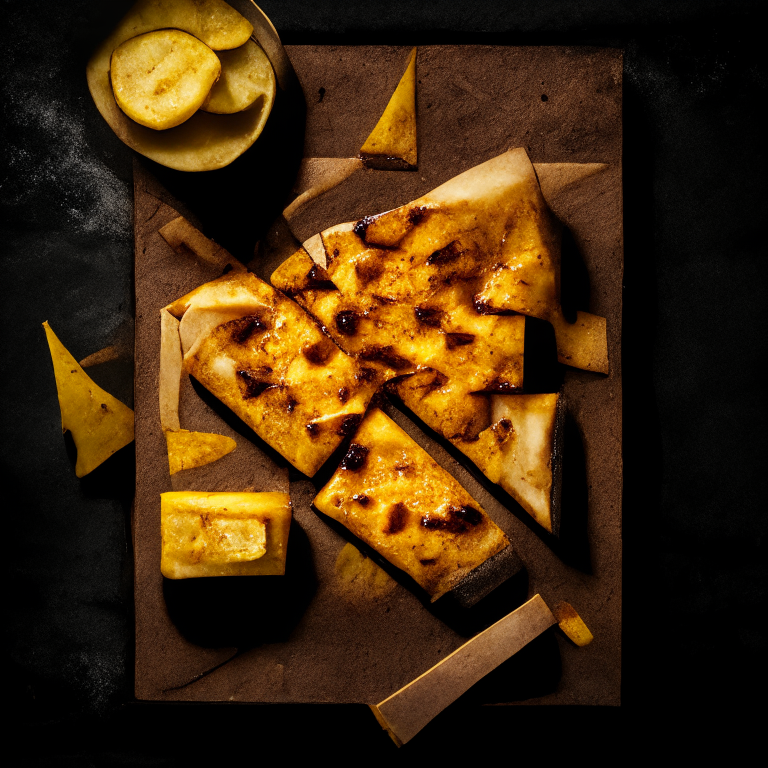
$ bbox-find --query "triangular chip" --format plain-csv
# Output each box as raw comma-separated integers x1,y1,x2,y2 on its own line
359,48,417,170
43,322,134,477
165,429,237,475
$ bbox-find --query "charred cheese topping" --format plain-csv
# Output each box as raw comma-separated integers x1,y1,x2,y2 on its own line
272,149,576,533
181,272,380,477
314,409,510,600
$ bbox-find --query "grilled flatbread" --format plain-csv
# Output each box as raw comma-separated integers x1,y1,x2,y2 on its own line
271,152,571,531
314,408,510,600
176,271,380,477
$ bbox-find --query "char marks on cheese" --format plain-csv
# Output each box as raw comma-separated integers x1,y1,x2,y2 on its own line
180,271,380,477
271,149,583,532
314,408,510,600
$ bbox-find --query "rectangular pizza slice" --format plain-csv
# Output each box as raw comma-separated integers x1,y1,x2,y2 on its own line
175,271,381,476
314,408,511,600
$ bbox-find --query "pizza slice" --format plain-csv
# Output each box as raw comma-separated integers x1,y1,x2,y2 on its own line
173,270,380,477
390,373,563,534
314,408,511,601
349,147,608,373
272,234,557,533
271,238,525,395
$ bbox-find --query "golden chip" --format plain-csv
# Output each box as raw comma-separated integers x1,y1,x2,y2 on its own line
43,322,134,478
165,429,237,474
359,48,417,169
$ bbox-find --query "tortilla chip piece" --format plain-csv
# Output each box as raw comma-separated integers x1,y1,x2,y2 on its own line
165,429,237,475
43,322,134,478
160,491,291,579
314,408,510,601
553,601,594,646
359,48,417,170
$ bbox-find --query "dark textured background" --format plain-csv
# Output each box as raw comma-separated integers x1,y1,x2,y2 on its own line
1,0,764,762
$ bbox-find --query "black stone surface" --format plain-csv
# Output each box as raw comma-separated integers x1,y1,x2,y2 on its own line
1,0,765,762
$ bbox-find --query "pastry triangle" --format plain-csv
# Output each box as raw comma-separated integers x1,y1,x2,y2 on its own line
165,429,237,475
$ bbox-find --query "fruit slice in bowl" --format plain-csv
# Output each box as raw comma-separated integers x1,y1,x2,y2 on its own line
87,0,277,171
111,29,223,130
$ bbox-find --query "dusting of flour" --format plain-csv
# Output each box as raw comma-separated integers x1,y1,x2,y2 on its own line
0,1,132,241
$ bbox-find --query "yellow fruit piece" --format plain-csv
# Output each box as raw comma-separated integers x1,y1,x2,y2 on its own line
165,429,237,474
108,0,253,52
161,491,291,579
359,48,417,169
86,0,276,171
553,601,594,646
201,39,276,115
42,322,134,478
111,30,221,131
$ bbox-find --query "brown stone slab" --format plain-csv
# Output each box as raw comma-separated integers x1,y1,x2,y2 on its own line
134,45,622,706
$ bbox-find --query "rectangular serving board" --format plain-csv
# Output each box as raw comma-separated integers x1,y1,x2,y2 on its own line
133,45,622,705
